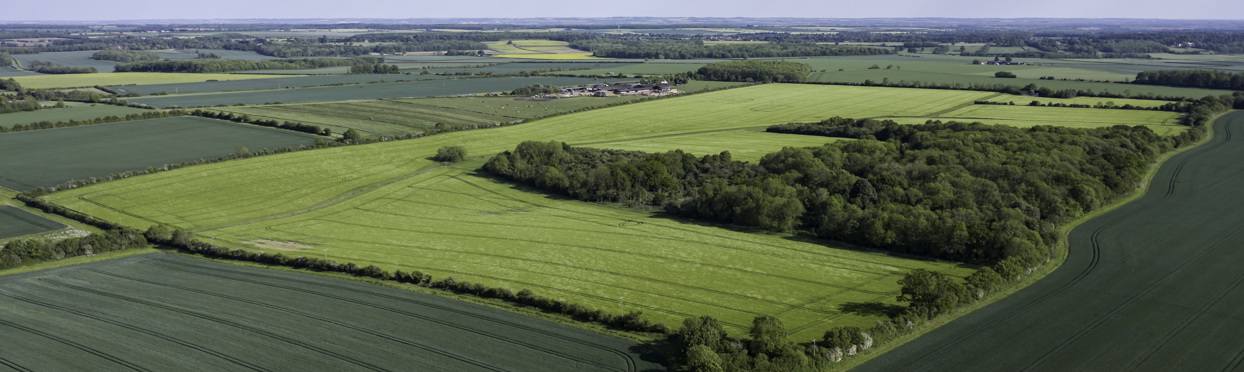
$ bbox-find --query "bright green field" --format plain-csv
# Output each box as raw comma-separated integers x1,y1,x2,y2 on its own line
214,95,649,137
12,73,295,89
48,84,1004,340
879,104,1186,135
799,56,1237,99
580,127,850,163
0,103,148,128
983,94,1176,108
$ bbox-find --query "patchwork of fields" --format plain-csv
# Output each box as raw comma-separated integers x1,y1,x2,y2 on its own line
127,76,607,107
0,253,659,371
43,83,1180,340
214,95,649,137
0,117,320,190
12,72,295,89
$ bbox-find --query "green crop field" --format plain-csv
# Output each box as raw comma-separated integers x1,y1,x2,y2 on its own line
108,74,449,96
982,94,1176,108
12,73,295,89
432,61,639,75
0,103,148,128
879,104,1186,134
11,51,121,73
0,116,320,191
799,56,1237,99
579,127,850,163
0,205,65,239
127,76,608,107
0,253,658,371
560,62,710,76
213,95,650,137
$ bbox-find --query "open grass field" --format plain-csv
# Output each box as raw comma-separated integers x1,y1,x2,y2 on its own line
0,205,65,240
0,103,148,128
433,61,639,75
579,127,850,163
493,53,603,60
107,74,448,96
799,56,1237,99
214,95,649,137
0,116,320,191
126,76,608,107
11,51,121,73
879,104,1187,135
12,72,295,89
859,111,1244,372
0,253,660,371
982,94,1176,108
46,84,1066,339
560,62,710,77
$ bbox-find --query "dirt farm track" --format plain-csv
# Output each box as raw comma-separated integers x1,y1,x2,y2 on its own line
858,111,1244,371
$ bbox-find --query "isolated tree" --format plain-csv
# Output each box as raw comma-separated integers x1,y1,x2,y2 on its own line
435,145,468,163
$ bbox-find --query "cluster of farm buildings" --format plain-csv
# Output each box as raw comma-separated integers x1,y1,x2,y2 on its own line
556,82,677,98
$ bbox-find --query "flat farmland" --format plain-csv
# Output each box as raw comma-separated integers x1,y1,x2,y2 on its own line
156,49,280,61
0,116,319,190
12,72,294,89
879,104,1186,135
433,61,639,74
0,103,148,128
0,253,659,371
215,95,648,137
982,94,1176,108
127,76,607,107
858,112,1244,372
47,84,1021,340
800,56,1237,99
107,74,448,96
579,128,850,163
11,51,121,73
0,205,65,240
560,62,710,76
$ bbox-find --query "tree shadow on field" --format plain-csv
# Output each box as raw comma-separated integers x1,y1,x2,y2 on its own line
630,340,672,372
839,302,905,318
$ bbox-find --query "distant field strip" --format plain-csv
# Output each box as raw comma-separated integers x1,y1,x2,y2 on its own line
0,205,65,239
0,116,320,190
0,104,148,128
11,73,294,89
879,104,1185,134
127,76,607,107
0,254,657,371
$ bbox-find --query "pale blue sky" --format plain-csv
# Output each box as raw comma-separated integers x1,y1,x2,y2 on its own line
2,0,1239,22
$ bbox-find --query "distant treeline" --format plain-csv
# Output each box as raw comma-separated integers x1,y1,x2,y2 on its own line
189,109,331,136
25,60,95,74
568,39,892,59
90,49,161,62
485,119,1198,263
1133,70,1244,91
114,56,382,73
1,110,183,133
348,63,401,74
0,227,148,269
695,60,811,83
